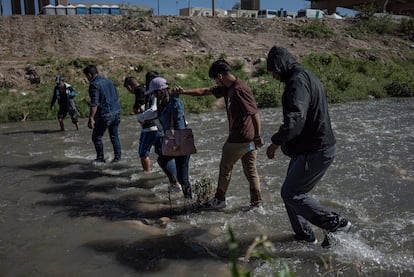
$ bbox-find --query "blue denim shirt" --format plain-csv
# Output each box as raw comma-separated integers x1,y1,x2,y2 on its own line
89,75,121,119
158,94,186,132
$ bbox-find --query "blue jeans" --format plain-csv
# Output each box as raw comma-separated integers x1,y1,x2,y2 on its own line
157,154,191,192
280,144,340,240
92,114,121,161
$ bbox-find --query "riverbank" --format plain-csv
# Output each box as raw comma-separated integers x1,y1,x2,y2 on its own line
0,13,413,122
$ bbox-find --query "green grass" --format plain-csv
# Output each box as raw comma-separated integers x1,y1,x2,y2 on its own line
288,20,336,39
1,50,413,123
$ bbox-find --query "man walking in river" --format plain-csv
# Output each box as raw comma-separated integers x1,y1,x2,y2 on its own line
176,59,264,209
50,75,80,131
84,64,122,165
266,46,351,248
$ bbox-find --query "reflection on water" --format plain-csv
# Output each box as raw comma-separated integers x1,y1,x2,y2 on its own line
0,98,413,277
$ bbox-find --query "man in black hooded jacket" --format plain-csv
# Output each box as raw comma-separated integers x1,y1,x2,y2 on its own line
266,46,351,248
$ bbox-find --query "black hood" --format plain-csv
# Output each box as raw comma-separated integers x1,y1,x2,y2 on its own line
266,46,299,82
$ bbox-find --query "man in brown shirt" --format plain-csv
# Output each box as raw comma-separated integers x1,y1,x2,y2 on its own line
176,59,264,209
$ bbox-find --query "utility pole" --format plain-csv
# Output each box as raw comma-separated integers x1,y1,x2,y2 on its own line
157,0,159,15
212,0,215,16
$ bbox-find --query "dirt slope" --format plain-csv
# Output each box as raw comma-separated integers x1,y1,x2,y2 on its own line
0,14,411,89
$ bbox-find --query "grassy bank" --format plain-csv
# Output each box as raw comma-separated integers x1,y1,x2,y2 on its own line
0,51,413,123
1,11,413,123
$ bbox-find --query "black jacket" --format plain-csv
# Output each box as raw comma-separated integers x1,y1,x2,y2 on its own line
268,46,336,157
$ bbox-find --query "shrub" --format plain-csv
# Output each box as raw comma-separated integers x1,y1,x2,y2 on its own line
249,79,282,108
385,81,414,97
69,58,97,69
289,20,335,39
352,5,398,35
398,18,414,41
301,52,414,103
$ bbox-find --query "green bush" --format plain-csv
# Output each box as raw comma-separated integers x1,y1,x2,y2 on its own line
385,81,414,97
398,17,414,41
69,58,97,69
249,79,282,108
1,51,413,123
302,53,414,103
289,20,335,39
351,5,398,35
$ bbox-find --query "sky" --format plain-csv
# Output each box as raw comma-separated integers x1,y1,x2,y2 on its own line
1,0,355,16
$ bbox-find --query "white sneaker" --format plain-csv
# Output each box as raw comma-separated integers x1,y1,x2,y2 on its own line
168,183,182,193
206,197,226,209
91,158,106,167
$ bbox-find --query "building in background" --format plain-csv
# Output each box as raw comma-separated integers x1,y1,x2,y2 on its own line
180,7,225,17
55,0,67,5
241,0,260,10
310,0,414,15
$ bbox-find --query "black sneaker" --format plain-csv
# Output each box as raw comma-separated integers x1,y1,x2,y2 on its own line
321,218,351,248
183,186,192,199
330,217,352,233
293,234,318,244
111,158,121,164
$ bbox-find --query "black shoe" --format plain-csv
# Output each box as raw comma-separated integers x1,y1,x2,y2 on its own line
293,234,318,244
183,186,192,199
111,158,121,164
330,217,352,233
322,218,351,248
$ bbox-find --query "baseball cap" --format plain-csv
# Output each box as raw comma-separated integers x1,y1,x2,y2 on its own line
55,75,64,84
145,77,168,95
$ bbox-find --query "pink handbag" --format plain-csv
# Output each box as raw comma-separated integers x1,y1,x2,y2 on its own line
162,129,197,156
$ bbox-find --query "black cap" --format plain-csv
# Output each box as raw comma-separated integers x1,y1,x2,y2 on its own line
208,59,232,78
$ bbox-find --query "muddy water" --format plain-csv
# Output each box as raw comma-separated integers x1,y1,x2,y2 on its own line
0,98,413,276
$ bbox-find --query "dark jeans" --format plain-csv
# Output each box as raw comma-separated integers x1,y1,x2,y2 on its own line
92,114,121,161
157,154,191,190
281,145,341,240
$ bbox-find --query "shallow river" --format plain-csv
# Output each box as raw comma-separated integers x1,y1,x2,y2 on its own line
0,98,413,277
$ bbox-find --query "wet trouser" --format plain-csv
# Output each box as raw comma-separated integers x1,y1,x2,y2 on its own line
154,135,178,185
58,99,79,124
158,154,191,196
281,144,341,241
92,114,122,161
215,141,262,205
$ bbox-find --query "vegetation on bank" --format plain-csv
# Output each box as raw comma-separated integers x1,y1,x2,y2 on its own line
0,12,413,123
1,50,412,123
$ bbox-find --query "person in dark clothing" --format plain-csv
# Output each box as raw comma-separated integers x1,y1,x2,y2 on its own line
266,46,351,248
124,75,165,173
124,76,155,171
84,64,122,164
124,76,146,114
50,75,79,131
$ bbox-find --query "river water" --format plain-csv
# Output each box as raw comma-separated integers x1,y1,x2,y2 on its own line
0,98,413,277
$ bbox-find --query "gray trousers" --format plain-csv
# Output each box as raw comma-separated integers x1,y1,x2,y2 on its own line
281,144,340,240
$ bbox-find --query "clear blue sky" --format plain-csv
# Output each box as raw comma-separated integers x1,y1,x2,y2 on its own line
1,0,354,16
